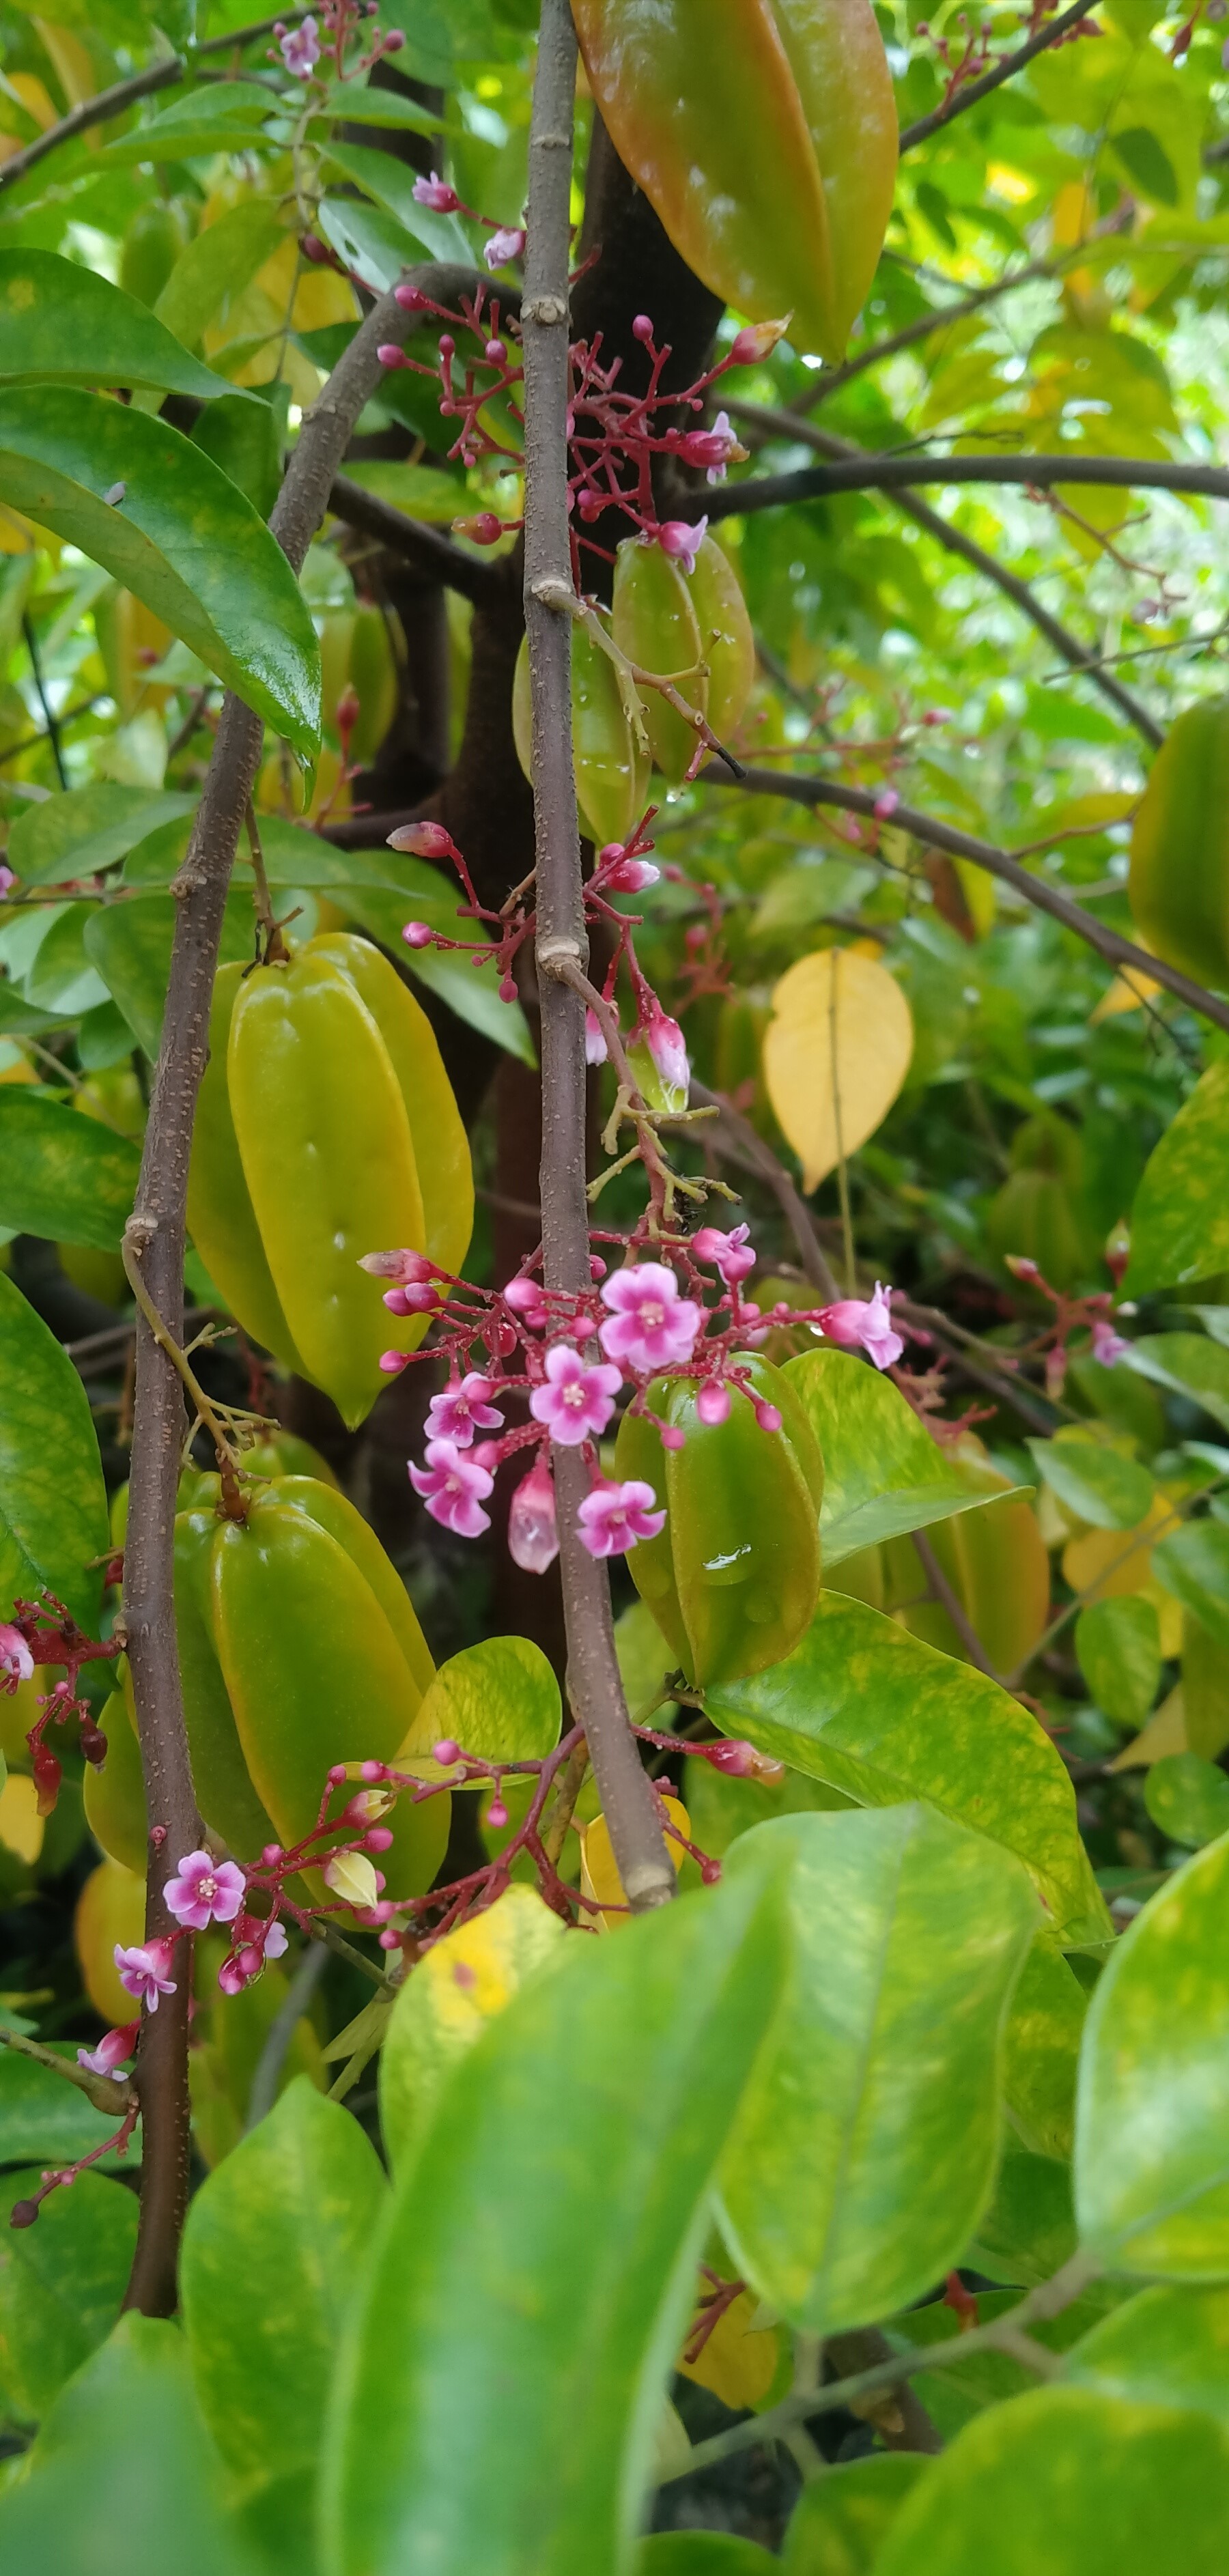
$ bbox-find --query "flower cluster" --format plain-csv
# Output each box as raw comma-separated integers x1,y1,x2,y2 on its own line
1002,1256,1131,1400
0,1592,121,1815
273,0,403,83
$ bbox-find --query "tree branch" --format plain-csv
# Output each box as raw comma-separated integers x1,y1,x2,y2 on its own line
689,1078,839,1300
708,449,1229,522
119,261,492,2320
898,0,1103,154
0,10,309,196
724,402,1162,746
708,764,1229,1036
328,475,509,608
522,0,675,1916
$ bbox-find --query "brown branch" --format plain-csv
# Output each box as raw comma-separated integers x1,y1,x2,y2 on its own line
119,260,494,2320
724,401,1162,748
787,257,1054,414
709,765,1229,1038
707,449,1229,522
328,475,509,608
522,0,675,1916
899,0,1103,154
0,10,309,195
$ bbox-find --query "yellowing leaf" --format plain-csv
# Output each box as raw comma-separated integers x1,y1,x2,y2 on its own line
0,1769,42,1863
1107,1684,1187,1771
763,946,913,1191
1064,1492,1185,1656
379,1886,568,2176
580,1795,690,1929
677,2281,780,2409
1091,968,1162,1023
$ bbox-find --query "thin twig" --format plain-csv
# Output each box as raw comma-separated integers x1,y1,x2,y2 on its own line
898,0,1103,154
244,1940,327,2130
22,614,66,790
0,10,311,195
0,2025,135,2120
329,476,511,609
914,1529,1003,1682
708,448,1229,525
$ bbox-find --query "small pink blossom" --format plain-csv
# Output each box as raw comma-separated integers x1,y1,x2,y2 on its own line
264,1919,288,1959
656,517,708,576
0,1622,33,1688
585,1008,608,1066
529,1345,622,1446
599,1262,701,1374
410,1438,494,1538
1091,1318,1131,1367
413,171,460,212
509,1459,560,1574
114,1938,178,2012
729,317,790,364
693,1223,755,1286
577,1477,666,1557
426,1372,504,1447
818,1283,903,1372
696,1380,731,1426
77,2022,139,2078
279,14,320,74
675,411,745,483
484,225,526,270
164,1850,246,1931
643,1002,690,1096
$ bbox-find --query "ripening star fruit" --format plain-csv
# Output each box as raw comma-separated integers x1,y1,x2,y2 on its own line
614,1355,823,1686
1129,697,1229,989
187,931,472,1426
512,615,649,847
612,535,708,785
571,0,899,363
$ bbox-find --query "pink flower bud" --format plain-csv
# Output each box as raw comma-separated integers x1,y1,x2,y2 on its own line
413,172,460,213
507,1458,559,1574
753,1402,782,1434
487,1795,509,1829
379,1350,410,1375
433,1738,461,1765
365,1826,394,1852
386,819,456,858
378,342,409,370
632,313,655,342
383,25,404,46
504,1275,543,1313
660,1422,686,1451
485,337,507,363
483,225,526,271
696,1380,731,1426
873,788,900,821
730,315,791,365
301,233,335,267
394,283,429,311
360,1247,436,1282
402,920,437,948
498,974,518,1003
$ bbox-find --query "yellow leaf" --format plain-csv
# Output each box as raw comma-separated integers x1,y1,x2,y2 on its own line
1090,967,1161,1023
0,1771,42,1864
677,2282,780,2409
763,946,913,1191
413,1886,566,2037
1107,1684,1187,1771
1063,1492,1184,1657
579,1796,690,1929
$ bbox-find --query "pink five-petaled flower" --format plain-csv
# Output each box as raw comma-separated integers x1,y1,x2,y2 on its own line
675,410,745,483
484,224,526,270
1091,1318,1131,1367
163,1850,246,1932
0,1621,33,1688
529,1345,623,1447
656,517,708,576
818,1282,903,1372
693,1222,756,1287
425,1372,505,1447
410,1438,495,1538
279,14,320,74
113,1938,178,2012
508,1458,559,1573
577,1478,666,1558
77,2021,139,2079
599,1262,701,1375
642,1001,690,1095
413,170,460,212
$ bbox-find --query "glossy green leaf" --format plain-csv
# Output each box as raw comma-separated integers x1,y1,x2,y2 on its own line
396,1636,561,1781
0,388,319,752
966,2144,1077,2289
320,146,470,261
781,2454,930,2575
0,1090,139,1251
316,195,451,294
1000,1928,1088,2162
0,2167,137,2420
181,2078,384,2567
1075,1596,1161,1729
1125,1332,1229,1434
122,809,416,894
324,1873,784,2576
310,83,444,133
1028,1436,1154,1533
22,905,109,1016
706,1592,1108,1940
873,2388,1229,2576
154,201,289,350
0,2312,262,2576
0,249,240,401
0,1274,109,1630
380,1887,567,2179
339,882,537,1064
1125,1056,1229,1294
1064,2283,1229,2420
84,891,259,1060
8,782,197,888
192,391,283,520
1144,1752,1229,1847
1152,1518,1229,1650
637,2541,777,2575
1183,1610,1229,1760
682,1750,851,1860
718,1807,1037,2332
0,2037,138,2172
101,83,279,165
1075,1830,1229,2275
783,1348,1018,1564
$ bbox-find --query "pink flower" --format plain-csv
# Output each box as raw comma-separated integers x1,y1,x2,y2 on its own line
77,2022,139,2078
279,15,320,74
413,171,460,212
599,1262,701,1374
530,1344,622,1446
1091,1318,1131,1367
598,843,660,894
0,864,15,894
410,1438,494,1538
585,1008,608,1066
163,1850,246,1932
508,1458,559,1573
730,316,790,365
0,1622,33,1688
114,1939,178,2012
693,1223,755,1286
657,517,708,576
873,788,900,821
643,1002,690,1095
484,225,526,270
675,411,745,483
696,1379,731,1426
264,1919,288,1960
577,1477,666,1557
425,1372,504,1447
818,1282,903,1372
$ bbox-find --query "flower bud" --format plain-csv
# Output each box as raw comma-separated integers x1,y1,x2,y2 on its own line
377,342,409,370
365,1826,394,1852
432,1737,461,1765
394,282,429,311
401,920,437,948
508,1458,559,1574
695,1380,731,1426
324,1850,381,1910
729,315,791,365
632,313,654,342
386,819,456,858
487,1795,509,1829
752,1400,782,1435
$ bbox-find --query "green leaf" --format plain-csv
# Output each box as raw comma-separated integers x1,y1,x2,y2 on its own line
154,200,289,352
967,2144,1077,2289
706,1592,1108,1941
884,2286,1119,2443
315,195,458,295
0,2167,137,2420
873,2388,1229,2576
397,1636,562,1782
181,2078,384,2566
324,1874,784,2576
23,905,110,1016
780,2454,930,2575
9,782,197,888
0,249,242,404
0,1274,109,1630
319,147,470,261
784,1347,1019,1564
1028,1436,1155,1533
1124,1333,1229,1435
0,2312,262,2576
0,2037,137,2170
1064,2283,1229,2420
637,2542,777,2575
1183,1610,1229,1760
1075,1596,1161,1729
0,1090,139,1251
0,389,319,754
380,1887,567,2179
191,391,283,521
1125,1058,1229,1296
1001,1929,1088,2162
1152,1519,1229,1651
337,881,537,1064
1144,1752,1229,1848
1075,1830,1229,2275
101,82,279,166
83,892,259,1060
122,810,421,896
309,82,444,133
718,1807,1038,2333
